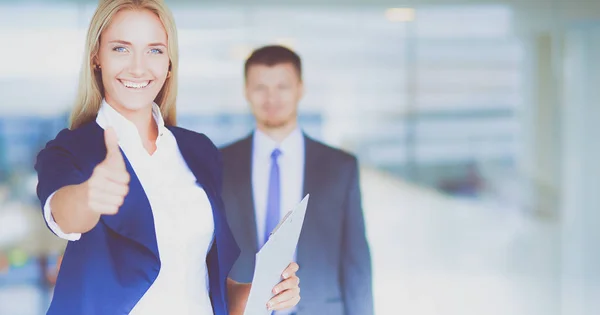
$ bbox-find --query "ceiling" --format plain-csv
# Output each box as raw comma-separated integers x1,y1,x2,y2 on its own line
3,0,599,35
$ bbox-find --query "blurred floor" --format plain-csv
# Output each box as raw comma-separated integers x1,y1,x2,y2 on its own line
362,167,561,315
0,168,561,315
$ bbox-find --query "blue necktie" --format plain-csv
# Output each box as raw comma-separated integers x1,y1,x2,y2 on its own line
263,148,282,248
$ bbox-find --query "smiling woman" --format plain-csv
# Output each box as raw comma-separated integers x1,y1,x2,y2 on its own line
33,1,301,315
69,0,179,130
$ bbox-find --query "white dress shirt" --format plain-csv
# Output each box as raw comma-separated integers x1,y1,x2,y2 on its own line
252,128,304,315
44,100,215,315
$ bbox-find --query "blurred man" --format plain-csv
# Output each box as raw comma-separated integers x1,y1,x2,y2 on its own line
220,45,374,315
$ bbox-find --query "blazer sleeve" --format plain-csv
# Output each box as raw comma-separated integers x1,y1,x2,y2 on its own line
341,157,375,315
34,131,87,235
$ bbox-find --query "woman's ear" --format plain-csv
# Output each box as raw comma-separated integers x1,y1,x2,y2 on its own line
92,55,100,70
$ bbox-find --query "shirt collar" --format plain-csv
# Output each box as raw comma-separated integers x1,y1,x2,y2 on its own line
253,127,304,160
96,99,167,148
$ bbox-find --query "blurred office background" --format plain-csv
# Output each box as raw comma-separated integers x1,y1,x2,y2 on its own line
0,0,598,314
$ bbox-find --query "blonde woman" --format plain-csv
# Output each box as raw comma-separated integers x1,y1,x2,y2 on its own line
34,1,300,314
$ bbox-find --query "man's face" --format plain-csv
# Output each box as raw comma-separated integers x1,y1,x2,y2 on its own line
245,63,303,130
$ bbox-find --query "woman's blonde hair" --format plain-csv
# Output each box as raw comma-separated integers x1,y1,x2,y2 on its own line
69,0,178,129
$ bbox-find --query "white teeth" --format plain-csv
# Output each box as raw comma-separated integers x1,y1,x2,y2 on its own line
121,80,149,89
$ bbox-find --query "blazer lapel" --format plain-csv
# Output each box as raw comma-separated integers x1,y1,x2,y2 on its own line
168,127,219,210
86,123,159,261
168,126,239,267
169,127,243,309
101,155,159,260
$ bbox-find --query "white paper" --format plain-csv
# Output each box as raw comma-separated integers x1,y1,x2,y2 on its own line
243,194,310,315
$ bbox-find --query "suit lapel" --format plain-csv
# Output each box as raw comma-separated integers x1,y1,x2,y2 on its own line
297,135,326,267
231,134,259,253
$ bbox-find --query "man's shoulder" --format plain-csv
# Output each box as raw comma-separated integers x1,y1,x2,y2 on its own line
306,136,357,167
219,134,252,156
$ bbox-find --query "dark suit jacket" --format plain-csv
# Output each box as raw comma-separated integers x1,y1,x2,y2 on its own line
35,122,239,315
220,132,374,315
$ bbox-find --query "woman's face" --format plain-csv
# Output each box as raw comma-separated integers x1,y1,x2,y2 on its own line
96,9,170,114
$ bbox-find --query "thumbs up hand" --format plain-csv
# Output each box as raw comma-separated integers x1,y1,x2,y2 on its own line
84,127,130,215
103,126,127,172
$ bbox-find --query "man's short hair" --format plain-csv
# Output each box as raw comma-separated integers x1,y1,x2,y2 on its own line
244,45,302,80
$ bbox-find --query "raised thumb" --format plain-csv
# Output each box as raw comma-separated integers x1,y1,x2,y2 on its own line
103,127,123,166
